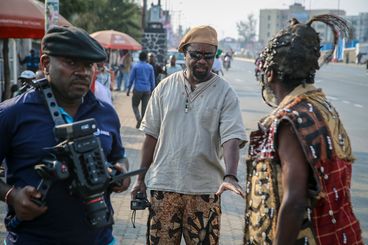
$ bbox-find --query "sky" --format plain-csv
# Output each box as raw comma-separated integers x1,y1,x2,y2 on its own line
148,0,368,39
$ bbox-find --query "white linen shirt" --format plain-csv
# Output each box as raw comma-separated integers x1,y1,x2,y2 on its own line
141,71,247,194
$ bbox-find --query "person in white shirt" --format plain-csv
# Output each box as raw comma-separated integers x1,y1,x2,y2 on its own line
211,54,223,75
95,63,113,104
164,55,182,77
131,25,247,245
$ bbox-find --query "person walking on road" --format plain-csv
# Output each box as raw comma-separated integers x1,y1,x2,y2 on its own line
116,51,133,92
127,51,155,129
148,52,164,86
131,25,247,245
122,52,133,91
0,26,130,245
244,15,363,244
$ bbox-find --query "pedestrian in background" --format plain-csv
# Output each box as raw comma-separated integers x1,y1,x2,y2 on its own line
18,49,39,73
122,52,133,91
131,25,247,244
13,70,36,97
212,54,224,75
95,62,113,104
115,51,125,91
244,15,363,244
91,64,113,106
148,52,164,86
0,25,130,245
164,55,182,77
127,51,155,129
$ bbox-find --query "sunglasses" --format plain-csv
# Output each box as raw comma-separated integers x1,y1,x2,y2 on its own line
187,51,216,61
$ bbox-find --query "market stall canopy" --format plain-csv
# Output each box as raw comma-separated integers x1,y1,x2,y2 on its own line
0,0,71,39
90,30,142,50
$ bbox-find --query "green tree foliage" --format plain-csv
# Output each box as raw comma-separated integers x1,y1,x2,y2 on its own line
38,0,142,40
236,14,257,45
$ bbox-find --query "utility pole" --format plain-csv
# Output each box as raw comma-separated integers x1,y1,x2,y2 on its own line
142,0,147,30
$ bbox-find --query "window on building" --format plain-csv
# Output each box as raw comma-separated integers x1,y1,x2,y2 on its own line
267,32,270,37
268,15,271,21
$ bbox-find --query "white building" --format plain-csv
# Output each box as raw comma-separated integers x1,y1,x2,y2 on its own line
346,13,368,43
259,3,345,45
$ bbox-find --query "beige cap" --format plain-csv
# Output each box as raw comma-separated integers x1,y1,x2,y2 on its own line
178,25,218,52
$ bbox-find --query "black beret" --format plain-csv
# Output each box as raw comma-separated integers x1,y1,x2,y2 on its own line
42,26,107,62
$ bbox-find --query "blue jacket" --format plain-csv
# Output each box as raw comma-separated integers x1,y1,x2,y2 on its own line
128,61,155,92
0,90,125,244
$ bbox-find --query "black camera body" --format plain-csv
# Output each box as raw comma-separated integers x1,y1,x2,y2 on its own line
39,118,113,228
131,192,151,210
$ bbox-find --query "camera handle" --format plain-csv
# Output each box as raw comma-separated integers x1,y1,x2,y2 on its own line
32,178,52,207
32,161,70,206
109,168,147,186
6,161,71,230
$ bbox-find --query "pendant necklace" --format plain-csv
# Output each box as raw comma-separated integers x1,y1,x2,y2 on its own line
184,86,190,113
183,70,192,113
183,70,216,113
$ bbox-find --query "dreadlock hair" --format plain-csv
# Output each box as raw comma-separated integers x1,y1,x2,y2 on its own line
257,14,351,90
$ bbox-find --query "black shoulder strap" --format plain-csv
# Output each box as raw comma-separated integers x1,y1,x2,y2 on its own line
32,78,66,126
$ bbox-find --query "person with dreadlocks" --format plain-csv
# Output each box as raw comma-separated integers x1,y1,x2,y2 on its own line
244,15,363,244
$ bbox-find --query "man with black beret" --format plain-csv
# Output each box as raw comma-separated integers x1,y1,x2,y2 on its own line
0,26,130,244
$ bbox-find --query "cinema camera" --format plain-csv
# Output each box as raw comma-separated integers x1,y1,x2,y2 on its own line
36,118,114,228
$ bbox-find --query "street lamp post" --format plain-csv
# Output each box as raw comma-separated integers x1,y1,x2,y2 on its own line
142,0,147,30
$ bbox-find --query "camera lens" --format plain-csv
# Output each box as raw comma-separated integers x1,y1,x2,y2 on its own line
84,194,113,228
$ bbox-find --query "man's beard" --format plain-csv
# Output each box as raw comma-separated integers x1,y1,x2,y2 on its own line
192,66,210,82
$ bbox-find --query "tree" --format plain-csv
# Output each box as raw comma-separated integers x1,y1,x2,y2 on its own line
38,0,142,41
236,14,257,45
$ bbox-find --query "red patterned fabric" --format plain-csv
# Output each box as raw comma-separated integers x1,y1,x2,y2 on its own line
245,86,363,244
311,158,362,245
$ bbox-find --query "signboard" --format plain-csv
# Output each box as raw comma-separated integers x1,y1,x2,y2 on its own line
45,0,59,32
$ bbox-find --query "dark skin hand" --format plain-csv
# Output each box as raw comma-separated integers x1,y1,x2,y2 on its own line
110,158,131,193
274,121,309,245
130,134,157,199
215,139,245,198
0,182,47,221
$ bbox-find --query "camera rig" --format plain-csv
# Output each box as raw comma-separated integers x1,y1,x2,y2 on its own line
6,79,145,230
34,119,145,228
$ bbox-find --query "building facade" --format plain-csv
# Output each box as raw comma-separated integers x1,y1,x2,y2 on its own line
347,13,368,43
259,3,345,45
